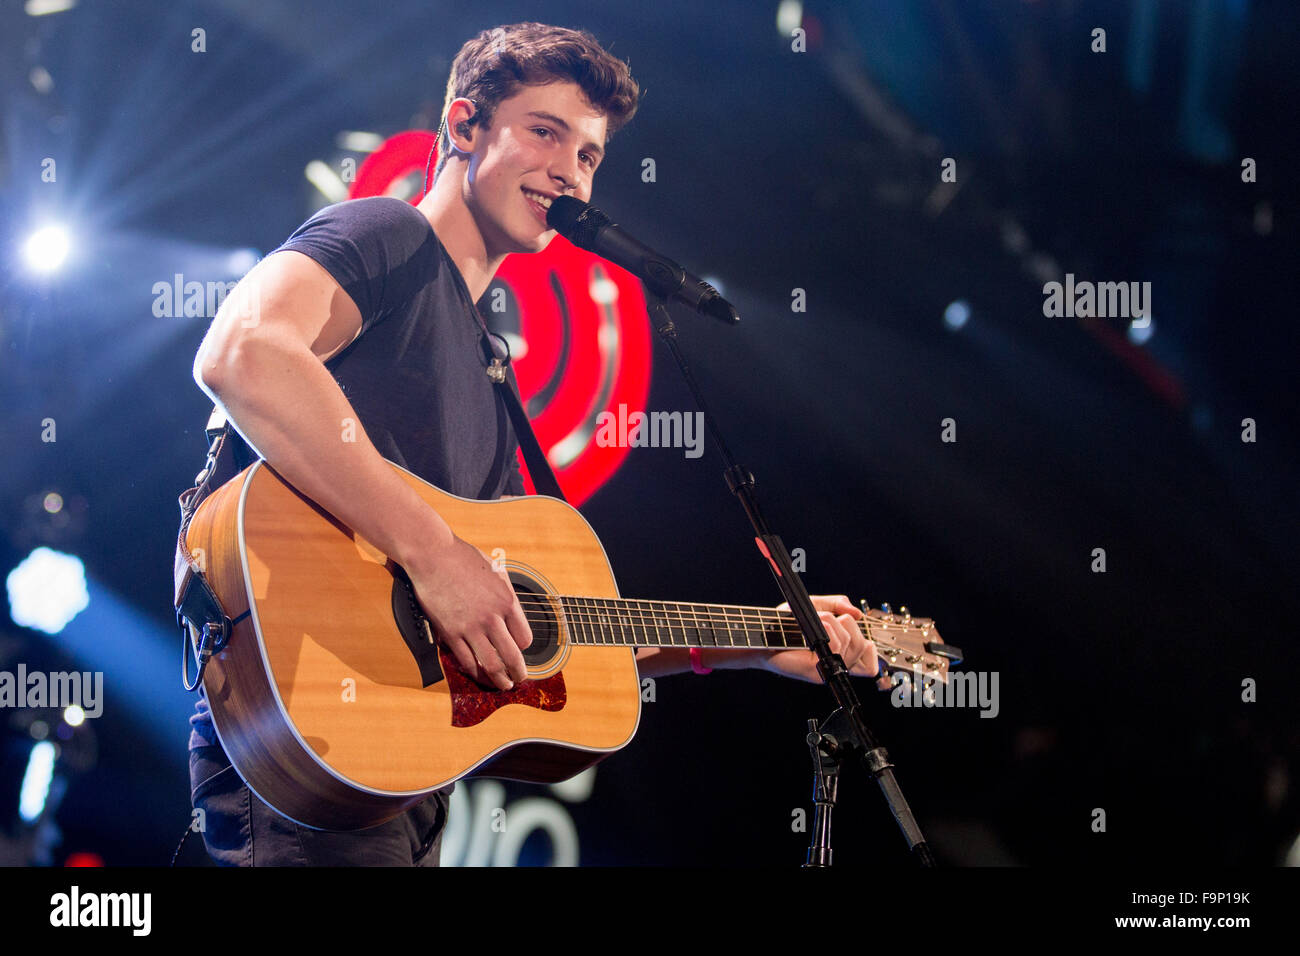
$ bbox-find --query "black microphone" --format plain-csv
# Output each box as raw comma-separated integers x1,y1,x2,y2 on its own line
547,196,739,325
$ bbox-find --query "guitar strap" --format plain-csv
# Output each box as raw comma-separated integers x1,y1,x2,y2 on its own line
173,355,566,690
476,329,568,502
173,408,254,692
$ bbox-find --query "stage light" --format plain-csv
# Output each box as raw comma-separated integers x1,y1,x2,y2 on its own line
25,0,77,15
22,225,71,274
337,131,385,152
776,0,803,35
43,492,64,514
944,299,971,330
29,66,54,95
19,742,57,823
305,160,349,203
1127,318,1155,345
63,706,86,727
6,547,90,635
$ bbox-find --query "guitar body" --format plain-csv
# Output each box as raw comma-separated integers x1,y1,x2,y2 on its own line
187,460,640,831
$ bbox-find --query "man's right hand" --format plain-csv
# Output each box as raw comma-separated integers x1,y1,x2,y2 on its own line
406,536,532,690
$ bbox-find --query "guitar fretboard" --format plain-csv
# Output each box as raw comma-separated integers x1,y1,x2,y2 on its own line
533,596,845,650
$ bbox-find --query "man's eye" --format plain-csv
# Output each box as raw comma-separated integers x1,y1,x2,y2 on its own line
581,153,595,167
532,127,552,139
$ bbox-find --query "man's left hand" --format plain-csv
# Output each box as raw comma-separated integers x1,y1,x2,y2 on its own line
757,594,892,688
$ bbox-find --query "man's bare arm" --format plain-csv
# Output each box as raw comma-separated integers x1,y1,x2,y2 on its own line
194,250,451,568
193,250,531,689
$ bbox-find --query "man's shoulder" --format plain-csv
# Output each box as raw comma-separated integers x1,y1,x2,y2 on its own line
292,196,433,240
277,196,442,284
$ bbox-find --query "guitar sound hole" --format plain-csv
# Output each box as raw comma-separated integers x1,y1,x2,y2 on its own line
510,573,560,670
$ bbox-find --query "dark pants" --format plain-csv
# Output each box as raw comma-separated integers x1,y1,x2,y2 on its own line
188,742,451,866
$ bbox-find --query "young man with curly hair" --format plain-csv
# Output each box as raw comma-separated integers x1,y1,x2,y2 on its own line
188,22,878,866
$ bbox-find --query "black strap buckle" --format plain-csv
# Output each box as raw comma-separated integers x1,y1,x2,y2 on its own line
180,618,231,692
177,571,233,692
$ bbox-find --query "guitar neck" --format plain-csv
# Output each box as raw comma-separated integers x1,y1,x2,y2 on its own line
551,596,871,651
538,595,959,679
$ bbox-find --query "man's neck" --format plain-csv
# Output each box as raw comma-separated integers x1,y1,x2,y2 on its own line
416,172,506,303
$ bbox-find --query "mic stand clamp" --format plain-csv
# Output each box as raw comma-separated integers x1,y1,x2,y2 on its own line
803,717,842,867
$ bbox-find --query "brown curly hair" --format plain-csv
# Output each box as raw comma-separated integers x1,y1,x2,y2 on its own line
434,22,640,180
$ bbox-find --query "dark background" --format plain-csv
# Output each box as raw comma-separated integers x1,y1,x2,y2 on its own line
1,0,1296,866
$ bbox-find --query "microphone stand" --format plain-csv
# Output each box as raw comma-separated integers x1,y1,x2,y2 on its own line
647,293,937,867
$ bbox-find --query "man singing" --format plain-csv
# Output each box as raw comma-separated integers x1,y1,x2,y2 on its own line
187,21,880,866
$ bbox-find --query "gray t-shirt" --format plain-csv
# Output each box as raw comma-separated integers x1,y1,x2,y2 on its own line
189,196,524,750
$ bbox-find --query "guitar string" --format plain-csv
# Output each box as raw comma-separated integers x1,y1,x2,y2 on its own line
495,598,910,651
517,608,790,647
511,598,858,636
509,595,913,633
508,597,908,637
509,593,912,626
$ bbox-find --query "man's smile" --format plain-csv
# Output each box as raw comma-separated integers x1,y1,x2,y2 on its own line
522,187,557,226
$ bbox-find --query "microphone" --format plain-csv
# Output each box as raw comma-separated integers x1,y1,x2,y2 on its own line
547,196,740,325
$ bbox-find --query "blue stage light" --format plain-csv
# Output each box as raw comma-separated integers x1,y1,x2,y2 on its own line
22,224,72,274
19,741,57,823
944,299,971,330
6,547,90,634
1127,318,1155,345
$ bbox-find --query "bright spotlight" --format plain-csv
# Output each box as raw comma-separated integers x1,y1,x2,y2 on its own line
64,705,86,727
6,547,90,634
26,0,78,14
944,299,971,331
23,225,71,274
776,1,803,35
19,741,57,823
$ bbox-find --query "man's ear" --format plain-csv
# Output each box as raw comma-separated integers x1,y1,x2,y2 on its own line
446,98,477,151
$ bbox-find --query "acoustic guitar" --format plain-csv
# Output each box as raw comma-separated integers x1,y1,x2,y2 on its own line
185,460,959,830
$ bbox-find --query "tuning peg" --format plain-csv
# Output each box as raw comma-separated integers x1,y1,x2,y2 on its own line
900,606,911,621
880,603,891,615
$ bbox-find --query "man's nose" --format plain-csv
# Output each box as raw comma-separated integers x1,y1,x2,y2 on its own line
550,157,582,194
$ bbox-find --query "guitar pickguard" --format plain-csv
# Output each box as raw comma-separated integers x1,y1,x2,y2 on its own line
441,648,567,727
390,565,568,725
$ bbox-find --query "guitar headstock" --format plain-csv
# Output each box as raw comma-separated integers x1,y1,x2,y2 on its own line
859,601,963,684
